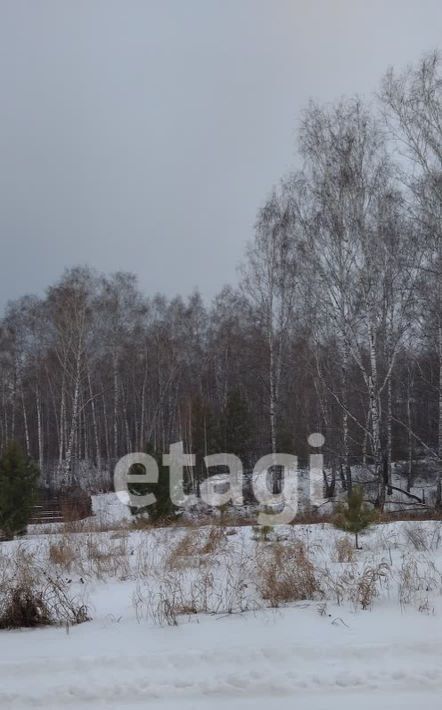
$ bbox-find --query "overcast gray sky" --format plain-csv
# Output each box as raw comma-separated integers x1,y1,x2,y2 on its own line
0,0,441,310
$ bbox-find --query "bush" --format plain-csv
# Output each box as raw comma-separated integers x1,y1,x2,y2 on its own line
0,585,51,629
0,546,89,629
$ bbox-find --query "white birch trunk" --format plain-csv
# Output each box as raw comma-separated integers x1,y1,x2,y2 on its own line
36,386,44,476
368,323,383,507
88,369,101,471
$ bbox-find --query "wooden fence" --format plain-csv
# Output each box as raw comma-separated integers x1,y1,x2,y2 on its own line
29,488,92,526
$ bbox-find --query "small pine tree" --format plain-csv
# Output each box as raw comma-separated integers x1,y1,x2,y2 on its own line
129,444,177,523
333,485,377,549
0,442,39,540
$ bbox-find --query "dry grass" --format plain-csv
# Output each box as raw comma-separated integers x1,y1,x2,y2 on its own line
133,533,258,625
48,537,77,570
64,516,130,535
397,553,442,611
166,527,226,570
0,545,89,629
10,510,442,629
166,530,203,569
351,563,390,610
403,522,442,552
333,536,354,563
404,524,430,551
84,533,130,580
256,540,320,607
53,504,442,537
201,526,226,554
45,531,131,581
321,559,390,610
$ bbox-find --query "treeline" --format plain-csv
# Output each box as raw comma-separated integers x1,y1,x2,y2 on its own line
0,51,441,507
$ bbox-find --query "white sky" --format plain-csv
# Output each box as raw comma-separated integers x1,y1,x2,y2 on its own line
1,0,441,308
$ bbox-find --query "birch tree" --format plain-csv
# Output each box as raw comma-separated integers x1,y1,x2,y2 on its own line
382,51,442,446
241,189,298,456
299,98,420,507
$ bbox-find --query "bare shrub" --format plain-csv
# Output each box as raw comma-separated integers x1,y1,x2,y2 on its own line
0,545,89,629
0,585,51,629
256,540,320,607
39,570,90,625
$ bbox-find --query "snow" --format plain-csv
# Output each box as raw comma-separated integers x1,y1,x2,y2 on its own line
1,602,441,709
1,506,442,708
91,491,133,526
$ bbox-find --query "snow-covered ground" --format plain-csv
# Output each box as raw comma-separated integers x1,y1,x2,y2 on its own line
2,497,442,709
2,598,442,709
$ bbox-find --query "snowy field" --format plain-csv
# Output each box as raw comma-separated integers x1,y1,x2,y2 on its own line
1,498,442,709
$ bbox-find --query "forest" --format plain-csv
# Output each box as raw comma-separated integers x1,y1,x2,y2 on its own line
1,51,441,511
